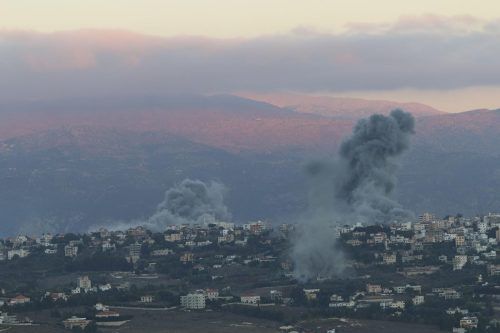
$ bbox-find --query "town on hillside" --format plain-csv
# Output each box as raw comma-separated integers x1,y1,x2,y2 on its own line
0,214,499,333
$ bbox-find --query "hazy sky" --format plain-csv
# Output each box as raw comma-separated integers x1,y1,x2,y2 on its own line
2,0,500,37
1,0,500,112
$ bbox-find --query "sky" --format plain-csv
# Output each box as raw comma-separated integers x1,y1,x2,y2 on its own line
1,0,500,112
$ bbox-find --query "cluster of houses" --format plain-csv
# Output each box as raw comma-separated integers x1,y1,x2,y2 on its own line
0,213,498,332
339,212,500,272
0,219,270,263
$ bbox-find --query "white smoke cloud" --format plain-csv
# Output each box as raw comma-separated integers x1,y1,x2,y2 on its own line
92,179,231,232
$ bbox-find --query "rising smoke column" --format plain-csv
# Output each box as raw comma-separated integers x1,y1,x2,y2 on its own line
292,109,415,281
145,179,231,230
92,179,231,232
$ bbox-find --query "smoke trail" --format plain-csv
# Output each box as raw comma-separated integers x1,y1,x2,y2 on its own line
292,109,415,281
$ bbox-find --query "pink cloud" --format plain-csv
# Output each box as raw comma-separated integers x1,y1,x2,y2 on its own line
1,16,500,101
2,29,165,71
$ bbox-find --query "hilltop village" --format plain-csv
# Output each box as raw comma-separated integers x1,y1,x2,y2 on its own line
0,214,499,333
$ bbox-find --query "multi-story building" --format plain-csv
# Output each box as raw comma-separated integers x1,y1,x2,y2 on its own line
77,276,92,290
64,245,78,258
453,255,468,270
181,293,206,309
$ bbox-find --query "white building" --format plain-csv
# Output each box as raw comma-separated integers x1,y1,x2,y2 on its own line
151,249,173,256
7,249,29,260
140,295,153,303
412,295,425,305
240,295,261,305
181,293,206,309
77,276,92,290
64,245,78,258
453,255,468,270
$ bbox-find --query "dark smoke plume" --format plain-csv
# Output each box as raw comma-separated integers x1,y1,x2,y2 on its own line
293,110,415,281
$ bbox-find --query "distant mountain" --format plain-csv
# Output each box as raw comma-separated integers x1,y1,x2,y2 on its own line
0,94,499,235
0,94,350,153
417,109,500,155
0,126,307,235
237,92,445,119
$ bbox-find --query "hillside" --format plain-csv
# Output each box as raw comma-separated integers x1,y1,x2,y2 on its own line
0,94,499,234
0,95,350,153
238,92,445,119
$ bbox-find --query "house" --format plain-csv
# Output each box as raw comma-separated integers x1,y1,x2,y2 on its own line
127,226,147,238
180,293,206,309
64,245,78,257
165,233,182,242
453,255,468,270
366,284,382,294
46,292,68,302
8,295,31,306
44,248,57,255
151,249,173,256
412,295,425,305
329,301,355,308
488,264,500,276
243,221,267,235
95,310,120,319
447,307,469,315
303,289,320,301
99,284,112,292
101,241,115,252
240,295,261,305
140,295,153,303
180,252,194,263
78,276,92,290
95,303,109,311
460,316,478,329
270,290,283,302
0,312,19,324
455,235,466,247
346,239,363,246
393,286,406,294
128,242,142,261
205,289,219,300
382,253,397,264
373,233,386,244
389,301,406,310
7,249,29,260
359,295,394,308
63,316,91,330
436,288,461,300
